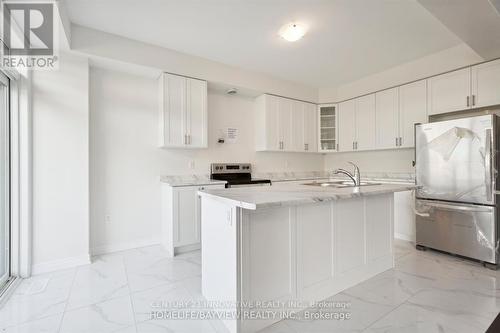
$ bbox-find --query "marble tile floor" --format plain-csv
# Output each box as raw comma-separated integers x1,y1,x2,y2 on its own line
0,240,498,333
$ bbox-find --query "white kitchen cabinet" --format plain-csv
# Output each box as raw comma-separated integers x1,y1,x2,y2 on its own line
338,99,356,152
318,104,337,152
278,97,293,151
255,94,280,151
256,94,317,152
292,101,318,152
399,80,428,148
338,95,376,152
356,94,377,151
292,100,304,152
427,68,471,115
304,102,318,152
158,73,207,148
376,88,400,149
161,183,225,256
471,59,500,108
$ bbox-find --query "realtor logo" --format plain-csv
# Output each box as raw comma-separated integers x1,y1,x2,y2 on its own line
3,2,54,55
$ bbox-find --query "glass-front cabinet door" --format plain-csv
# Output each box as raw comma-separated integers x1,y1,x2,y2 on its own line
318,104,337,152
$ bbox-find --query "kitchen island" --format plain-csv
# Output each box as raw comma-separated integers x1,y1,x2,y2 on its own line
198,182,415,333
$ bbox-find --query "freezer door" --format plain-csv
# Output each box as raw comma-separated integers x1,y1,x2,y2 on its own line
415,114,496,205
416,199,497,264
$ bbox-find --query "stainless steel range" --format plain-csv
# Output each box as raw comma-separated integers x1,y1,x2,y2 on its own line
415,114,499,269
210,163,272,188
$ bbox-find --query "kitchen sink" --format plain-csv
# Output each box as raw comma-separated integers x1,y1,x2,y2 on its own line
302,181,381,188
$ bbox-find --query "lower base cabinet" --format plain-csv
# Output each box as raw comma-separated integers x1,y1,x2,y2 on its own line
161,183,225,256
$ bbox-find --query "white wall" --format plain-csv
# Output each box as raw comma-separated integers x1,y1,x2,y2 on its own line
72,25,318,103
89,67,323,254
322,43,483,174
32,52,90,274
324,149,415,174
319,43,483,102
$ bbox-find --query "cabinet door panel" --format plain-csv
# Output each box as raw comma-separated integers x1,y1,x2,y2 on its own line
264,95,280,150
186,78,207,147
292,101,305,152
163,74,186,146
366,195,393,261
356,94,376,150
338,100,356,152
243,207,295,301
427,68,471,115
472,59,500,108
399,80,427,148
337,199,365,273
305,103,318,152
376,88,399,149
297,203,334,295
278,98,293,151
175,187,198,246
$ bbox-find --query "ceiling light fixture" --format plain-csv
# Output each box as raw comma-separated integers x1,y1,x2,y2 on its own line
279,23,307,42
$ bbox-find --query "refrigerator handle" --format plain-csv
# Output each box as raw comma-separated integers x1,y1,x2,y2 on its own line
485,128,492,202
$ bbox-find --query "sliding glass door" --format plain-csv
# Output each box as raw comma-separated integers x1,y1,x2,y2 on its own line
0,72,9,286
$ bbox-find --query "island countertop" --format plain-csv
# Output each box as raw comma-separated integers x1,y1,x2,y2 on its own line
198,182,416,210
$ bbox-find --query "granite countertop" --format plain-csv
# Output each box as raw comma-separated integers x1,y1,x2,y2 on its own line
160,171,415,187
198,182,417,210
160,175,226,187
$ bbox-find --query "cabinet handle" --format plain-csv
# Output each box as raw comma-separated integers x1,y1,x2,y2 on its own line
395,137,398,146
467,96,470,107
184,134,187,145
400,137,403,146
352,142,355,150
188,135,191,145
355,141,358,150
472,94,476,106
336,143,339,151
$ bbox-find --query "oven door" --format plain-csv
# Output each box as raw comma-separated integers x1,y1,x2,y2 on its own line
416,199,498,264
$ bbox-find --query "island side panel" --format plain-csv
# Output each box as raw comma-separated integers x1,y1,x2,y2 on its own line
239,195,395,332
201,196,240,333
296,201,336,301
240,206,297,333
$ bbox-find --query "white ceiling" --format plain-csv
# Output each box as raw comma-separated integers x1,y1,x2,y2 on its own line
65,0,463,88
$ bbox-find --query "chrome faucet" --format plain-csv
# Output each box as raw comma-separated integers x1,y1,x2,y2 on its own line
333,162,361,186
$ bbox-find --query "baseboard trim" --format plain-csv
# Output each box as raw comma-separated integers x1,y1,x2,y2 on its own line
395,233,415,242
91,238,160,256
31,254,91,275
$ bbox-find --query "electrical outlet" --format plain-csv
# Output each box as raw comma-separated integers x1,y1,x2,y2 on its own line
105,215,111,224
189,160,195,170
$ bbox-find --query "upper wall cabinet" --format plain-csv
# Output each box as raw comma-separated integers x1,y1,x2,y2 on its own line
337,100,356,152
471,59,500,108
337,95,376,152
355,94,376,151
375,81,428,150
294,101,318,152
376,87,400,149
255,94,317,153
318,104,337,152
158,73,207,148
399,80,427,148
427,68,471,116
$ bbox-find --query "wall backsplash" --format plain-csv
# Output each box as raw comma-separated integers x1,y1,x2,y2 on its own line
324,148,415,174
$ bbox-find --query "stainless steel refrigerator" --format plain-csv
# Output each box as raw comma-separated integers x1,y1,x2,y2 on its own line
415,114,499,268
